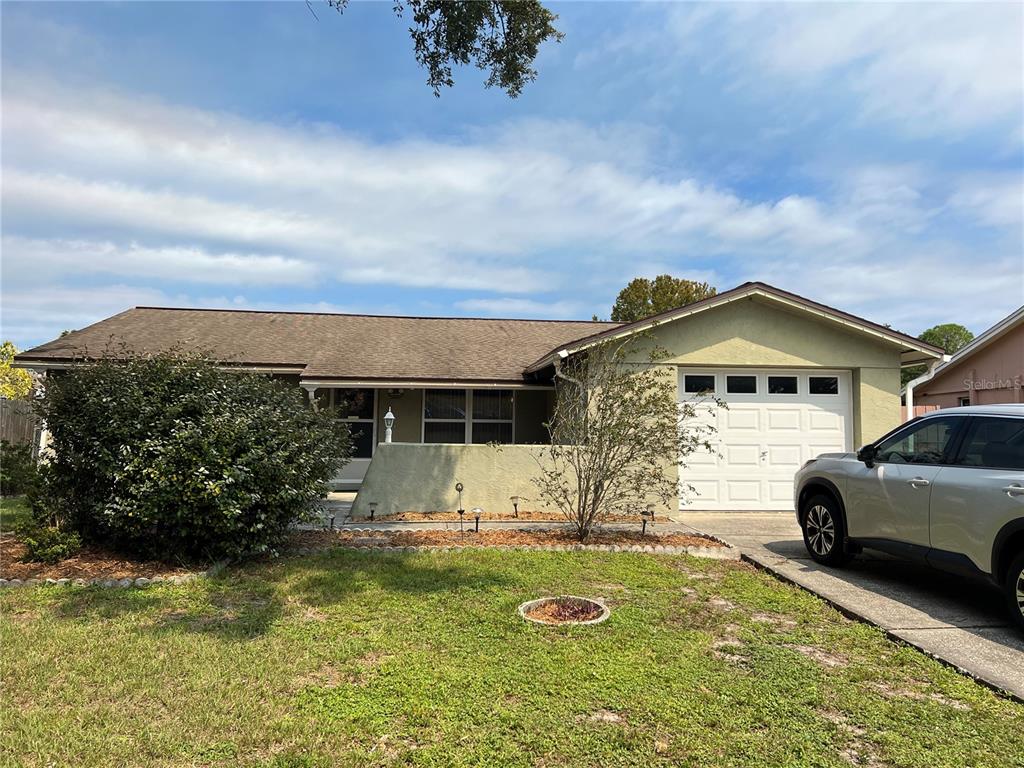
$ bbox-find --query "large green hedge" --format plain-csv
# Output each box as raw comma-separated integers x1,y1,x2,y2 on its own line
35,353,350,560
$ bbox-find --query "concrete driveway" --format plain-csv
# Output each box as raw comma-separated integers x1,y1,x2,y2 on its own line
675,511,1024,701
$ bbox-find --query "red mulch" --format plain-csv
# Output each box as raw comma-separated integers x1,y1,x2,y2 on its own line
525,597,603,624
290,528,722,549
0,535,195,580
373,510,671,524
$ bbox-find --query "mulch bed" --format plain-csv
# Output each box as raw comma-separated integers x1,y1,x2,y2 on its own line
0,535,195,580
290,528,723,549
372,511,672,524
525,597,603,624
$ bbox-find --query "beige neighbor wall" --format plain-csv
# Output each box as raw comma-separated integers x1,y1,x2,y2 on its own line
351,443,560,518
620,295,904,446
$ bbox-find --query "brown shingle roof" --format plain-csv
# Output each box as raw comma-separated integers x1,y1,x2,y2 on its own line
16,307,618,384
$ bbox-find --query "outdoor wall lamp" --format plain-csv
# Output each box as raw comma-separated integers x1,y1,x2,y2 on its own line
641,504,656,536
383,407,396,443
510,495,520,519
472,507,483,533
368,501,378,521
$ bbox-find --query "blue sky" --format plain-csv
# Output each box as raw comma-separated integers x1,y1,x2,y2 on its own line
2,1,1022,349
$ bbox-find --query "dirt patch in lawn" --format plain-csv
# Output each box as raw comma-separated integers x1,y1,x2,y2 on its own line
524,597,605,624
290,528,723,550
372,510,671,524
0,535,194,580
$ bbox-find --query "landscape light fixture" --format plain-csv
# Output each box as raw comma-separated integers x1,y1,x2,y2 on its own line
641,504,656,537
510,495,520,518
456,483,465,538
383,408,396,443
368,501,378,521
472,507,483,533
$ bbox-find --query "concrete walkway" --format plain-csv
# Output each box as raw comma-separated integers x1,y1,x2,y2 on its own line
675,511,1024,701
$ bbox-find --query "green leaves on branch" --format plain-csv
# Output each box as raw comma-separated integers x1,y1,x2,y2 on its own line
34,352,352,561
610,276,717,323
328,0,563,97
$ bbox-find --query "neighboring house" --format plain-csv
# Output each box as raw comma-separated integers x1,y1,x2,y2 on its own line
15,282,942,511
905,306,1024,421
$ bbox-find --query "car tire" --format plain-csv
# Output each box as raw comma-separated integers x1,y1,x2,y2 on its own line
800,493,852,566
1004,551,1024,634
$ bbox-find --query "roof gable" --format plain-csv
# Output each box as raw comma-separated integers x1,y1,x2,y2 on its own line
525,282,943,372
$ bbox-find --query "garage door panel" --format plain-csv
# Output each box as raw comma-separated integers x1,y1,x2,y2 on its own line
681,368,851,511
767,409,802,430
725,408,760,431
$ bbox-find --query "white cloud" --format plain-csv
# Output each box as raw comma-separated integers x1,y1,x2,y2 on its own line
948,176,1024,229
667,4,1024,137
454,297,584,319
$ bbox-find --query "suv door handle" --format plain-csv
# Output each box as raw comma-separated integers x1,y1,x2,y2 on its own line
908,477,931,488
1003,485,1024,497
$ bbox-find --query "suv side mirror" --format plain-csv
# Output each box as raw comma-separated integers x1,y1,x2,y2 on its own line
857,444,877,467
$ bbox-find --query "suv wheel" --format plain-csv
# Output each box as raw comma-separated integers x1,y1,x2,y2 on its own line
1005,552,1024,634
800,494,852,566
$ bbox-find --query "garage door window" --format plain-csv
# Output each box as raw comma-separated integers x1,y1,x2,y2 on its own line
809,376,839,395
726,375,757,394
684,374,716,394
767,375,798,395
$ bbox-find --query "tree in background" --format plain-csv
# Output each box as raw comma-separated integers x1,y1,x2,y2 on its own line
610,276,717,323
534,337,719,541
901,323,975,386
0,341,33,400
327,0,563,97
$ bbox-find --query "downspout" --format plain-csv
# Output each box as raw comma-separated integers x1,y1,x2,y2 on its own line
904,355,950,422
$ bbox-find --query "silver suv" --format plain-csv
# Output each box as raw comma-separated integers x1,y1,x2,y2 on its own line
794,405,1024,632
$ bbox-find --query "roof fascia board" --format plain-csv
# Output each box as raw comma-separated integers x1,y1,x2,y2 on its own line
299,378,553,390
526,286,941,372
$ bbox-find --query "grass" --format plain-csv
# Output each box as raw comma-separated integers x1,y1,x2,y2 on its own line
2,549,1022,768
0,495,32,532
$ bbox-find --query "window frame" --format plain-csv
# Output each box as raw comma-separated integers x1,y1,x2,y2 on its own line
725,374,758,395
421,388,517,444
872,415,967,467
325,388,377,459
808,375,841,396
766,375,799,396
950,416,1024,471
682,373,717,395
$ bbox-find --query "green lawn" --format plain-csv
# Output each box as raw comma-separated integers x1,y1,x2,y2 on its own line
2,549,1022,768
0,495,32,532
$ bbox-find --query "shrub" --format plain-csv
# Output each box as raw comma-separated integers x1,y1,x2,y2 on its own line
0,440,38,496
17,523,81,564
35,352,351,560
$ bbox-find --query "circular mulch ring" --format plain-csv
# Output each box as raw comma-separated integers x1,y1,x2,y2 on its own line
518,596,610,626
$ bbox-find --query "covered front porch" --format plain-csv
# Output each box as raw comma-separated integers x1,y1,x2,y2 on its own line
298,383,555,489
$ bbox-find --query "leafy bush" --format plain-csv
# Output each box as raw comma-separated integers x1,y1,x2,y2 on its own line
17,523,81,564
1,440,38,496
35,352,351,560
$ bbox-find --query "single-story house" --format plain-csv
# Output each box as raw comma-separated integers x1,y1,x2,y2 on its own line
15,282,942,511
905,305,1024,420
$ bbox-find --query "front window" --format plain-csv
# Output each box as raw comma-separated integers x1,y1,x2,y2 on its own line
875,417,961,465
471,389,514,444
424,389,467,443
954,417,1024,470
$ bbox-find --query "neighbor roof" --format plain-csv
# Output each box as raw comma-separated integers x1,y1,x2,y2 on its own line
525,281,945,371
14,307,618,385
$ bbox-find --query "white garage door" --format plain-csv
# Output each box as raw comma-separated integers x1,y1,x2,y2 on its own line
679,369,852,511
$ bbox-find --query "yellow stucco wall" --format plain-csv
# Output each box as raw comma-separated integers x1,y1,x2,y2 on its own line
351,443,560,517
375,389,423,443
620,296,904,447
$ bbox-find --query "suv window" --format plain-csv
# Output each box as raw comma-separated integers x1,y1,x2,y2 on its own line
953,417,1024,470
874,417,962,465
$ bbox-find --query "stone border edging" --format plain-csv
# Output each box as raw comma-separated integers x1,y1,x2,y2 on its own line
0,538,737,589
287,533,738,560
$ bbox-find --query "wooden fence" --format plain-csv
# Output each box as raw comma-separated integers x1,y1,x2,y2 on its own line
0,398,38,448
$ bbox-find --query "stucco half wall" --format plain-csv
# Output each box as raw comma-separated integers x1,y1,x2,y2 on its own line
351,443,561,518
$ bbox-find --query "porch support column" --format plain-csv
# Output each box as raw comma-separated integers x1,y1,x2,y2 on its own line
301,383,319,412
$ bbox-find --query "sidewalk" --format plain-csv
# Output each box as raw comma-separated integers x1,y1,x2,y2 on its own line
675,511,1024,701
